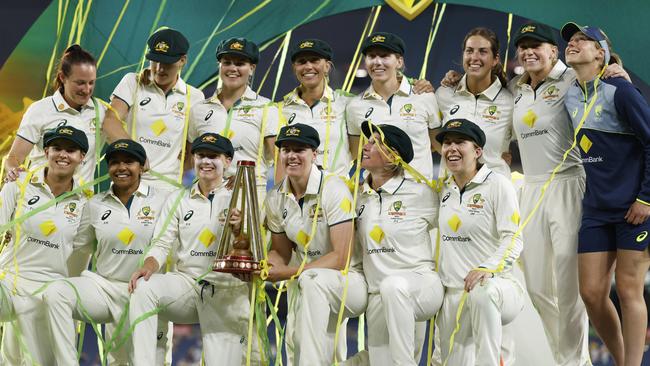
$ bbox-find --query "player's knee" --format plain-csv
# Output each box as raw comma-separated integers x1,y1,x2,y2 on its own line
378,275,409,299
297,268,327,294
43,280,75,306
614,270,644,306
467,282,499,309
578,280,608,309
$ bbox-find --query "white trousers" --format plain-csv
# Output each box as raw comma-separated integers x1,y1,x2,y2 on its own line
129,272,249,366
519,173,590,366
43,271,168,365
367,272,444,366
288,268,367,366
0,274,54,366
437,277,524,366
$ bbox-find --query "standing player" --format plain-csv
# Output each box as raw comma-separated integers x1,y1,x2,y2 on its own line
563,22,650,366
264,123,367,365
435,119,524,366
128,133,249,366
5,45,104,185
357,122,444,365
188,37,278,202
346,32,441,181
102,28,204,191
0,126,89,365
43,139,168,365
435,27,513,178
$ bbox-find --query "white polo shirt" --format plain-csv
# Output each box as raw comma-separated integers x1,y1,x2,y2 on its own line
356,175,438,293
509,60,583,178
73,182,165,282
189,86,278,188
0,170,88,281
146,182,241,286
280,86,352,177
346,77,441,180
438,165,522,289
436,76,514,177
111,73,204,189
265,165,361,270
16,90,106,185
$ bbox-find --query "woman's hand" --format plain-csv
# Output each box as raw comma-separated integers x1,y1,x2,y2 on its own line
464,269,493,292
265,251,292,282
412,79,434,94
229,208,242,235
129,267,153,293
603,63,631,82
441,70,462,88
625,201,650,225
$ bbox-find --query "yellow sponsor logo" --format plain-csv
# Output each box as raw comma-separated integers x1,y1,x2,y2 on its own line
285,127,301,136
154,41,169,53
636,231,648,243
202,135,217,143
299,41,314,49
371,35,386,43
114,142,129,149
521,25,536,33
230,41,244,50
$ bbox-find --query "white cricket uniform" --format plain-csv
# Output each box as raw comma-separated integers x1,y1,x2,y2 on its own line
356,175,443,366
265,165,367,366
436,76,514,178
346,77,441,180
16,90,106,185
280,86,353,177
111,73,204,191
43,182,168,365
436,165,525,366
0,170,87,365
509,60,589,366
129,182,249,366
189,86,278,201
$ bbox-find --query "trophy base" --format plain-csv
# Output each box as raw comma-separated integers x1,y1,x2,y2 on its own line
213,255,260,274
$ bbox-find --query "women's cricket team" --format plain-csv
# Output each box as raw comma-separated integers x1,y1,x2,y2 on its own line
0,18,648,366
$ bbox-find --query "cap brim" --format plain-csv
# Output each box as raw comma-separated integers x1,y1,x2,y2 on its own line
434,130,476,145
561,22,584,42
146,51,183,64
44,136,87,153
362,44,403,55
217,50,257,64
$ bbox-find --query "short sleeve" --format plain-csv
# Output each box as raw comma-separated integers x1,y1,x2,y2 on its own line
425,93,442,129
322,175,355,226
111,73,138,108
264,103,280,137
16,102,43,145
0,180,18,227
264,189,285,234
345,100,362,136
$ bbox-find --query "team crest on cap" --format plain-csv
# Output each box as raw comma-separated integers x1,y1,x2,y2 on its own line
447,121,463,128
202,135,218,143
155,41,170,53
59,128,74,135
230,41,244,50
114,142,129,149
300,41,314,49
371,35,386,43
285,127,301,136
521,25,536,33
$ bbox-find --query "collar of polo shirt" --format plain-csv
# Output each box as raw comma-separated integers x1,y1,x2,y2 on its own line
444,164,493,188
147,74,188,95
455,74,503,101
189,181,226,199
280,164,323,196
104,181,150,202
52,89,95,112
362,174,405,195
284,85,335,106
216,85,258,102
28,168,84,197
363,76,412,100
516,59,569,87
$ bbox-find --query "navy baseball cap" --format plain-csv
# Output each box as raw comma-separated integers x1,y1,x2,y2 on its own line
514,22,557,46
191,133,235,158
361,32,405,55
290,39,333,62
435,119,486,148
361,122,414,164
561,22,611,63
275,123,320,149
146,28,189,64
105,139,147,165
43,126,89,153
216,38,260,64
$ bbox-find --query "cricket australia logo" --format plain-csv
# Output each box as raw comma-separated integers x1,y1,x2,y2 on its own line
387,200,406,222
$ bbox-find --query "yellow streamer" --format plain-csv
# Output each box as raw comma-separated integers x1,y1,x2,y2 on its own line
419,3,446,79
97,0,131,68
503,13,513,73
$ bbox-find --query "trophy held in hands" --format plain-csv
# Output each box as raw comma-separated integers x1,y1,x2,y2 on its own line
213,161,264,273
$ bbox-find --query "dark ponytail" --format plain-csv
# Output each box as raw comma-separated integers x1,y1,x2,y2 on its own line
462,27,508,87
52,45,96,92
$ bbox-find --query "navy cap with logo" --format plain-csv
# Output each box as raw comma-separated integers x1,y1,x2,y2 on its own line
361,121,414,164
105,139,147,165
561,22,611,64
191,133,235,158
361,32,405,55
275,123,320,149
146,28,189,64
43,125,89,153
216,38,260,64
514,22,557,46
289,39,333,62
435,119,487,148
